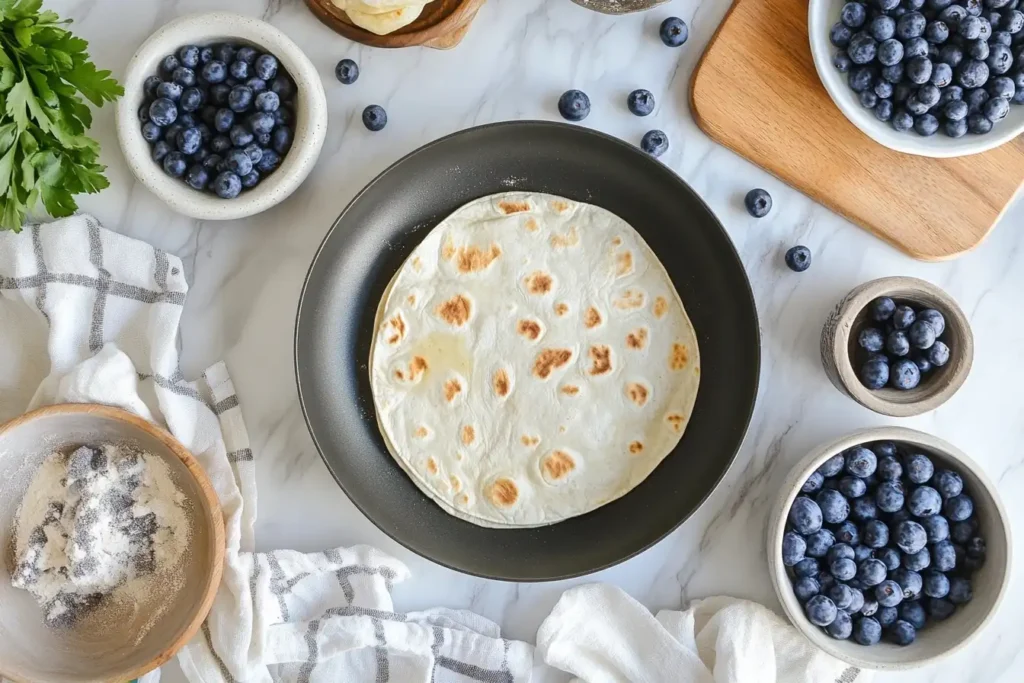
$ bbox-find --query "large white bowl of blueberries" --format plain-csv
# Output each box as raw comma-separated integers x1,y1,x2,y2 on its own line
115,12,327,220
768,428,1010,670
809,0,1024,157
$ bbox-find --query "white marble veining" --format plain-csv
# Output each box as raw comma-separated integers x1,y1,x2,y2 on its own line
37,0,1024,680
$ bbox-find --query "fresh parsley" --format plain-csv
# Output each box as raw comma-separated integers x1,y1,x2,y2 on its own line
0,0,122,232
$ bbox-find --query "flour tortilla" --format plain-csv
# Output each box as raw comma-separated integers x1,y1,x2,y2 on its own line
332,0,427,34
369,192,700,528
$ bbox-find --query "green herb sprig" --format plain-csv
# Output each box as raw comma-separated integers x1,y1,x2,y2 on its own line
0,0,122,232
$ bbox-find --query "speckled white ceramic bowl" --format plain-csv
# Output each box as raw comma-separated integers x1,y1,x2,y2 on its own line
115,12,327,220
767,427,1010,670
809,0,1024,157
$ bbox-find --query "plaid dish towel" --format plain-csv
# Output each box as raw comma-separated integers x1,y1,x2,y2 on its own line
0,216,533,683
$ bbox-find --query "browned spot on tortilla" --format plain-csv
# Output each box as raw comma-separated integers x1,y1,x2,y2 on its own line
525,271,553,295
394,370,404,380
653,296,668,319
616,251,634,276
461,425,475,445
550,226,579,249
584,307,602,329
560,384,579,396
487,478,519,507
611,236,622,246
411,256,422,272
456,243,501,274
498,200,531,214
517,319,542,340
441,239,455,261
406,294,416,305
588,345,612,376
626,327,648,350
493,369,510,397
435,294,472,327
450,475,462,493
524,217,539,232
414,426,428,439
670,343,689,370
444,378,462,402
666,413,685,433
695,366,700,375
614,289,645,311
410,356,428,381
550,199,571,213
532,348,573,379
459,493,470,505
426,457,438,475
385,313,406,345
521,435,539,447
542,450,575,481
555,302,569,317
626,382,649,407
629,441,644,455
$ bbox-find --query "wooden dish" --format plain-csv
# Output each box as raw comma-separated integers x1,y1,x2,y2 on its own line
0,404,224,683
305,0,485,49
820,277,974,418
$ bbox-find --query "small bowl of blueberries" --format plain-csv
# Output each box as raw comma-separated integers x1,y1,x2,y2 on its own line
821,276,974,417
808,0,1024,157
115,12,327,220
768,427,1010,670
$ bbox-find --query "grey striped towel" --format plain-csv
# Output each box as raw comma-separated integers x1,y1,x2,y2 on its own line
0,216,533,683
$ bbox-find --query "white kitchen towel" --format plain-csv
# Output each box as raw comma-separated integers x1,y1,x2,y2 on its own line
0,216,533,683
537,584,868,683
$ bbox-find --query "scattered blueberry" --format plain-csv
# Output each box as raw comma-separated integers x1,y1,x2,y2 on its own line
744,189,772,217
335,58,359,84
627,89,656,116
641,130,669,157
659,17,689,47
784,245,812,272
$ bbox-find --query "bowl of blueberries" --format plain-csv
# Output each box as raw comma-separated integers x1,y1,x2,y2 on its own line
821,276,974,417
768,427,1010,669
809,0,1024,157
115,12,328,220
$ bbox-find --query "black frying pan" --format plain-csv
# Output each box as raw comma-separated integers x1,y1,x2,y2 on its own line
294,121,760,581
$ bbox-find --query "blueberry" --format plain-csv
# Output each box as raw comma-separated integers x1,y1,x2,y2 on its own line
228,86,253,113
854,545,874,563
659,16,689,46
202,60,227,84
251,53,277,81
193,145,210,163
816,489,850,524
899,601,927,630
162,151,187,177
834,50,853,72
917,110,943,135
274,107,294,127
928,597,957,620
848,588,866,614
641,130,669,157
843,446,875,478
882,63,906,84
210,135,232,154
918,84,942,109
156,81,182,102
851,496,879,522
221,149,251,177
232,45,256,64
139,99,152,121
176,127,201,155
141,121,162,142
828,543,856,565
986,44,1014,76
855,558,887,586
886,618,916,646
181,163,207,191
743,188,773,217
859,89,879,108
874,80,894,99
944,493,974,521
832,22,854,47
862,519,890,549
151,140,171,162
160,54,180,76
875,456,901,483
967,38,990,62
251,92,279,115
897,11,927,38
784,245,812,272
921,570,951,599
948,576,973,604
903,547,932,571
907,94,931,115
818,454,846,478
210,171,240,199
235,170,257,189
202,154,222,171
893,568,924,601
967,86,991,114
556,89,591,122
805,594,840,627
179,86,203,113
939,3,967,26
945,117,969,137
871,15,897,40
950,519,976,544
149,98,178,127
825,609,853,640
877,548,902,572
255,148,281,174
853,616,882,645
849,65,876,91
944,98,970,124
902,453,933,484
198,46,215,65
960,14,984,38
818,570,836,592
1006,9,1024,32
966,536,986,559
836,521,861,546
333,57,361,86
896,520,929,554
876,481,905,512
925,19,950,43
794,557,820,578
928,471,963,504
885,330,910,357
850,33,879,63
875,579,904,607
793,576,821,602
172,67,196,88
270,75,295,99
959,58,991,87
229,125,254,147
800,471,824,494
929,540,956,572
806,529,837,558
869,297,896,322
908,486,943,517
984,94,1011,119
236,144,260,166
624,88,656,117
229,60,250,81
208,84,229,107
890,358,921,389
920,515,950,543
782,531,807,566
839,476,868,499
247,77,268,94
842,2,868,28
828,583,856,610
271,126,293,156
213,108,235,133
215,44,237,64
354,104,387,133
889,507,911,525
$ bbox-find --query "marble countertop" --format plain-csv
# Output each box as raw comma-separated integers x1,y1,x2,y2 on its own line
45,0,1024,681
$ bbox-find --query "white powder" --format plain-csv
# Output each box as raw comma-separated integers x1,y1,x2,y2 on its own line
11,444,189,627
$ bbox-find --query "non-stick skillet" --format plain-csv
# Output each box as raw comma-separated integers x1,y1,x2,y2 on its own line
295,121,759,581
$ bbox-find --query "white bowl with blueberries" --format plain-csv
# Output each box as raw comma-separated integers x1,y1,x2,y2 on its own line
809,0,1024,157
115,12,327,220
768,427,1010,670
822,276,974,417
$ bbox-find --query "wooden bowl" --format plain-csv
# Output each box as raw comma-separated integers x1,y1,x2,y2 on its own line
821,277,973,418
305,0,485,49
0,404,224,683
767,427,1011,670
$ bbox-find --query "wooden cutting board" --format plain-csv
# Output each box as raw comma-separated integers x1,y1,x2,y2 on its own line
690,0,1024,261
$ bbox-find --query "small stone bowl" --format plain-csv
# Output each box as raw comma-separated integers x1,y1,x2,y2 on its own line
821,277,973,418
767,427,1011,670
